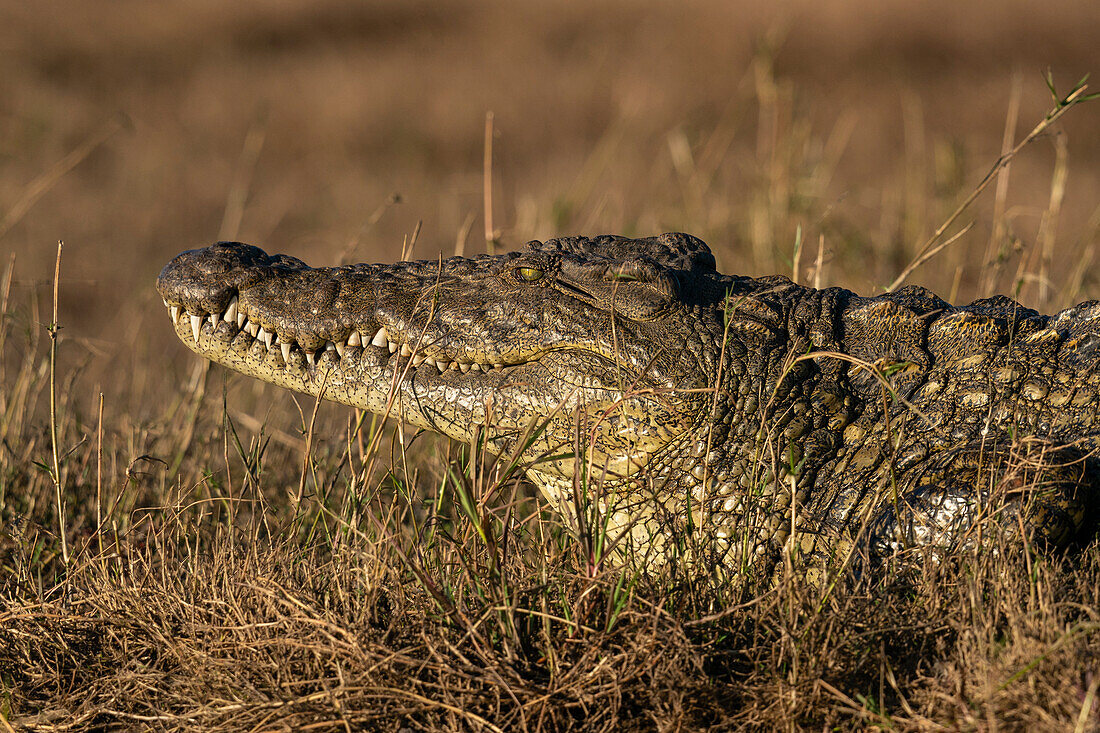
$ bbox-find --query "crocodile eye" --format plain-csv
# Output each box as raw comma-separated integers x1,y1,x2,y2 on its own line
515,267,543,282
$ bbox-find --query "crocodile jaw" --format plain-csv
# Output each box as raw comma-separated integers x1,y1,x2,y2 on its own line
162,299,482,431
157,242,699,484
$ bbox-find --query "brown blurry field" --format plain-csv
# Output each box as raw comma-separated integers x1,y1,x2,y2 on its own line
2,0,1100,729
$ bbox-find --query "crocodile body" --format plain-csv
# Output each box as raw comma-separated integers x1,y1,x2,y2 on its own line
158,233,1100,576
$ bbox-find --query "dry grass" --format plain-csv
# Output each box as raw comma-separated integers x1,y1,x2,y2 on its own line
3,1,1100,729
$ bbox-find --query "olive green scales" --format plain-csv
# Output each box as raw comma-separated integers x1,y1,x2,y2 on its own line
158,233,1100,575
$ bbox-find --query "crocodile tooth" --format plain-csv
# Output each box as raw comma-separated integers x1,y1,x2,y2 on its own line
470,363,481,372
246,320,259,337
259,327,272,349
170,305,180,323
223,297,238,324
493,363,504,370
400,343,413,357
190,314,203,342
459,362,471,373
324,341,336,352
208,313,218,330
306,350,316,367
411,353,425,367
334,340,346,358
434,360,448,372
371,327,389,347
162,298,169,307
237,309,246,328
449,361,460,371
388,341,398,354
347,330,362,347
281,341,292,363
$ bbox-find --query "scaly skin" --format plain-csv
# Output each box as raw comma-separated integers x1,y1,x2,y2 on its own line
158,233,1100,577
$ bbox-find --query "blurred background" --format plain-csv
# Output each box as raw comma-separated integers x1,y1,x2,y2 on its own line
1,0,1099,403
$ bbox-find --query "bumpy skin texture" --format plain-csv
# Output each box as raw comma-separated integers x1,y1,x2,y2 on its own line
158,234,1100,576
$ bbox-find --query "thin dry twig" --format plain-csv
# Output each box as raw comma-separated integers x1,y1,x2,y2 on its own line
887,83,1092,292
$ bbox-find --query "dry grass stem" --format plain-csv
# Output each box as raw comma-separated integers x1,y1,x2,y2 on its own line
47,241,68,566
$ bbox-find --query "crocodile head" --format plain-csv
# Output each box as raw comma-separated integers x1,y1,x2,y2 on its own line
157,234,724,524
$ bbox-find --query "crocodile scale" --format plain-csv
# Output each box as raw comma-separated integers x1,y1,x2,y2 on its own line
158,233,1100,577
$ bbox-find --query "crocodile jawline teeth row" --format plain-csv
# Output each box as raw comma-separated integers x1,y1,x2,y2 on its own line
164,296,508,374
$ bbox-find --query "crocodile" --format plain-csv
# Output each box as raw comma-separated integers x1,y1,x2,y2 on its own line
157,233,1100,577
